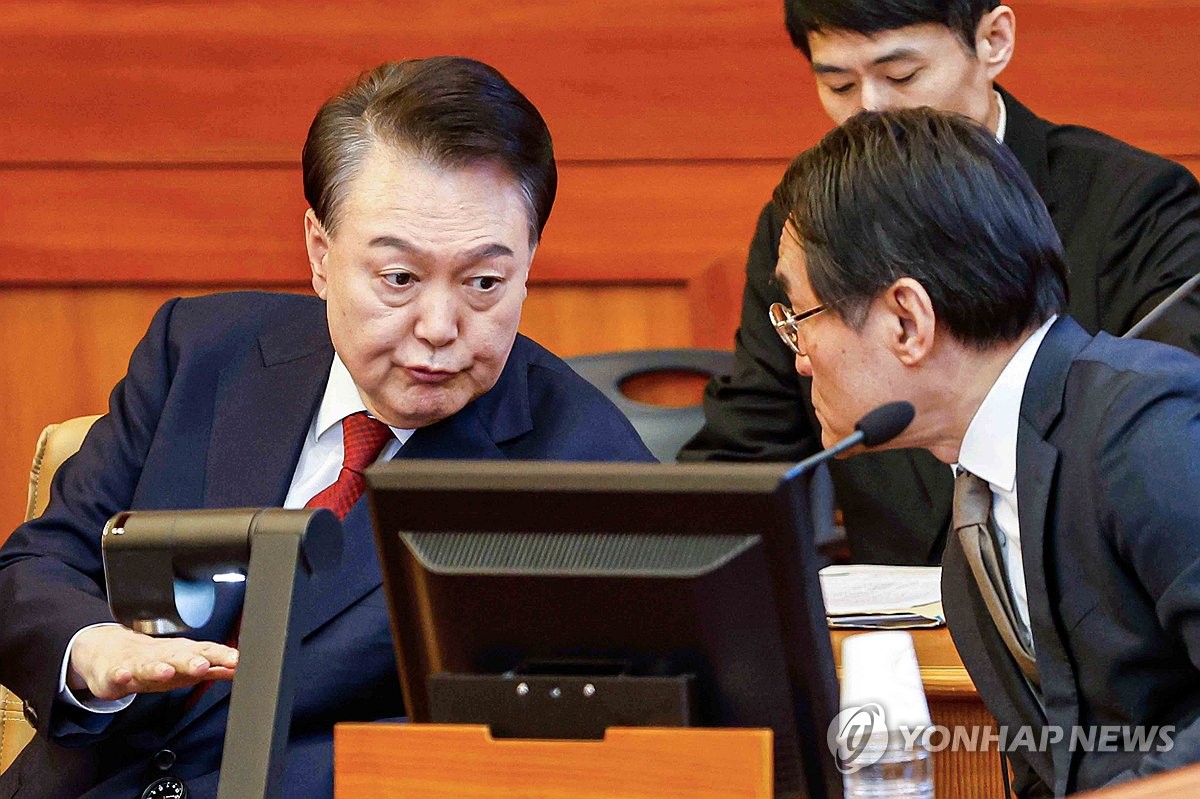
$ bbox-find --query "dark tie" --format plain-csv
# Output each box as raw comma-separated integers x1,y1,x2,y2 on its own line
186,411,393,710
953,469,1040,689
305,411,395,519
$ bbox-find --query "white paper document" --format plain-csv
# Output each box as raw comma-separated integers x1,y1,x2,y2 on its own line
819,564,944,629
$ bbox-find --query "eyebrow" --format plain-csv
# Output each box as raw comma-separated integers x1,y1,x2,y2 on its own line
367,235,515,261
812,47,922,75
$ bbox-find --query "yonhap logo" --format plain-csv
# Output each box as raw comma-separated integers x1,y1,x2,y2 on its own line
829,703,889,774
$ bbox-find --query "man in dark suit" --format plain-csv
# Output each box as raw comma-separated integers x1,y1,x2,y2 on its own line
771,108,1200,795
680,0,1200,565
0,57,652,799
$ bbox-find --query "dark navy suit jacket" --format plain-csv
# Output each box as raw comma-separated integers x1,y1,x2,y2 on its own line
0,291,653,798
943,317,1200,797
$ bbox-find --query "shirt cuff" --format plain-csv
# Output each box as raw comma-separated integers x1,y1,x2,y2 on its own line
57,622,136,713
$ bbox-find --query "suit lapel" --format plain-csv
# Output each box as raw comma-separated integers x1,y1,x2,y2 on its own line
998,86,1056,215
169,307,333,734
1015,318,1093,793
943,538,1054,784
203,321,332,510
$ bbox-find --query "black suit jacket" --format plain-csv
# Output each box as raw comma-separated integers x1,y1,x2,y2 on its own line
0,291,653,799
679,89,1200,564
943,317,1200,796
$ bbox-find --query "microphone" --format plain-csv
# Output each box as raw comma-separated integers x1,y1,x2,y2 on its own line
782,401,915,481
1121,272,1200,340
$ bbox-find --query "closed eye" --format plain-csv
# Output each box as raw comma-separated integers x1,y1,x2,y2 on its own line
829,82,854,95
887,71,917,85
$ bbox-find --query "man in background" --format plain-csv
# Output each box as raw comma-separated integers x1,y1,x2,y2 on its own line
772,107,1200,796
0,57,652,799
680,0,1200,564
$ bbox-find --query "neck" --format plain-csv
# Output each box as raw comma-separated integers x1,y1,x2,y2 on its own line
982,86,1002,136
913,330,1034,463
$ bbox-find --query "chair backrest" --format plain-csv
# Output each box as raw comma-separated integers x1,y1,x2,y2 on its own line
566,349,733,462
2,414,101,774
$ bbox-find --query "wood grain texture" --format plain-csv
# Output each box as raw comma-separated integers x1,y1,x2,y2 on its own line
334,723,773,799
3,2,1198,163
0,162,783,287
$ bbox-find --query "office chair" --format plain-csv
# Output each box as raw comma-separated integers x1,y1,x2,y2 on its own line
566,348,733,462
1,414,101,773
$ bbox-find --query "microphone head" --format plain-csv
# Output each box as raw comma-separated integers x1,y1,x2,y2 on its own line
854,401,915,447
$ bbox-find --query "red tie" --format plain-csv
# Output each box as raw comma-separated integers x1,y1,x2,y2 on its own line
305,411,395,519
186,412,393,710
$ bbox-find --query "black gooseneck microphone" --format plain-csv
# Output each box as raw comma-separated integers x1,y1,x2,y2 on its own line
782,400,916,481
1121,272,1200,340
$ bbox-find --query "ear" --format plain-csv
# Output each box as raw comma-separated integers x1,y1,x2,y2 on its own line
976,5,1016,81
879,278,937,366
304,209,331,300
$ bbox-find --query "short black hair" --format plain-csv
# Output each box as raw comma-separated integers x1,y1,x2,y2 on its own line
302,56,557,243
784,0,1000,59
773,108,1067,349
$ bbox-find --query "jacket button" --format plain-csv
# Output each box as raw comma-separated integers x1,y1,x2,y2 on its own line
152,748,177,771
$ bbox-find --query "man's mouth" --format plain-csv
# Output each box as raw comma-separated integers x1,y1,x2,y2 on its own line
404,366,458,384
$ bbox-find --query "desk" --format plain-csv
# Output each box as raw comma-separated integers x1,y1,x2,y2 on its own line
831,627,1006,799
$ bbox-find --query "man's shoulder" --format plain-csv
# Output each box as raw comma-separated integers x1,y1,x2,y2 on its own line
169,291,321,325
1065,332,1200,427
510,334,599,402
161,291,324,349
502,335,654,459
1042,119,1195,191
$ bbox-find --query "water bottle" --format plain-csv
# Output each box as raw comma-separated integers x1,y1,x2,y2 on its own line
837,632,936,798
841,730,934,798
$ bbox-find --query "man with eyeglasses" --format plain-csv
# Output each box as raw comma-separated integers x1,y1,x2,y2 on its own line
773,107,1200,797
679,0,1200,565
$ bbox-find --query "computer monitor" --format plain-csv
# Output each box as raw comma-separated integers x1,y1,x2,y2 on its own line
366,460,841,799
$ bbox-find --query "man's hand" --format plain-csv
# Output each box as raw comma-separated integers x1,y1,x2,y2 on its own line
67,625,238,701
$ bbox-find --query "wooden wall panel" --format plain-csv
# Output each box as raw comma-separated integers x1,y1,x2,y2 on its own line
0,282,692,537
0,163,783,286
2,2,1197,164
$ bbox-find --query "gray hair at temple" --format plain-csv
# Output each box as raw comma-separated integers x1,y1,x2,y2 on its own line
773,107,1068,349
302,56,557,244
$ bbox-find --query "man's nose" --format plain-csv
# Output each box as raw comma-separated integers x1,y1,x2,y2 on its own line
858,80,894,112
413,290,459,348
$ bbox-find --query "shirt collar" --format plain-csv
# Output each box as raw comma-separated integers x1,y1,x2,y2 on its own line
994,89,1008,143
956,315,1056,491
313,353,414,445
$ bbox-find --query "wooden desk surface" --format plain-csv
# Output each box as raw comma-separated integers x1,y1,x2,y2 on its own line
830,626,978,699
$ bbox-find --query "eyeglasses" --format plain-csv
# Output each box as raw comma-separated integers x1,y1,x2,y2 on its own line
768,301,830,356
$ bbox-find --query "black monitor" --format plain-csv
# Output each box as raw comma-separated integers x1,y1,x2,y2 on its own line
366,460,842,799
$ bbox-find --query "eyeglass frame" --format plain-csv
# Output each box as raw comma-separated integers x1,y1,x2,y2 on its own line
767,301,832,356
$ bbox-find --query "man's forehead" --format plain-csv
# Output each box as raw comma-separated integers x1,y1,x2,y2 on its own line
809,22,961,69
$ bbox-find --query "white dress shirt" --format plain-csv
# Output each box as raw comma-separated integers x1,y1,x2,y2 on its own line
954,315,1056,636
60,353,411,713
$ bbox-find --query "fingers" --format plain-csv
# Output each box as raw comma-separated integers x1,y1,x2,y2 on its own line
70,626,239,701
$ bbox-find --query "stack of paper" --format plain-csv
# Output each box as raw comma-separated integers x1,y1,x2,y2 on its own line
818,564,944,629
